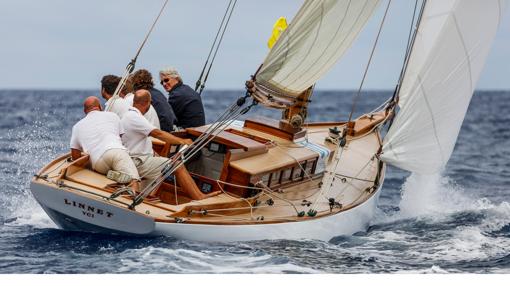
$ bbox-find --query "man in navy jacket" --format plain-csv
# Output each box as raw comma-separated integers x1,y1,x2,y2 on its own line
131,69,176,132
159,67,205,129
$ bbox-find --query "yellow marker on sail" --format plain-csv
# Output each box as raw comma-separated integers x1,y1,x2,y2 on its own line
267,17,288,49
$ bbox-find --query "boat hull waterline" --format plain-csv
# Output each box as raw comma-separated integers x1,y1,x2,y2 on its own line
30,180,382,241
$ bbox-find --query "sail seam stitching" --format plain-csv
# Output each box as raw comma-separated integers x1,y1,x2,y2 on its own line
452,14,473,93
276,1,327,86
417,75,445,166
295,0,375,90
285,0,352,88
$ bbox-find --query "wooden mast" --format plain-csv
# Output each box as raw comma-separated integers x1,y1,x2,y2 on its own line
281,86,314,130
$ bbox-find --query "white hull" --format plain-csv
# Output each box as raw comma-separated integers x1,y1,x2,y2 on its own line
31,179,381,241
153,186,381,242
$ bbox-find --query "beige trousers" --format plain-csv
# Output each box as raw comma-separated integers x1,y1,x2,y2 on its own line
131,155,171,189
94,149,140,180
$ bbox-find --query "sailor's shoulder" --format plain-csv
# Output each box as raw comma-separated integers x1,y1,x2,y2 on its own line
180,84,199,96
100,111,122,121
149,88,167,100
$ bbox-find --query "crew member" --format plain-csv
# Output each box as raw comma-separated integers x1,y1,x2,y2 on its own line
102,74,160,129
101,75,130,118
131,69,176,132
70,96,140,192
159,67,205,129
120,90,207,200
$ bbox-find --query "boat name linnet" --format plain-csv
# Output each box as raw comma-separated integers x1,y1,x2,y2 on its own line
64,199,113,218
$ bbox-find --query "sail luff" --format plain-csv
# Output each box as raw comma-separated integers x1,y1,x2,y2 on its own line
381,0,507,174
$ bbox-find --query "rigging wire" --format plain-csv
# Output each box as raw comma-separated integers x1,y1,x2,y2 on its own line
396,0,420,91
195,0,237,95
346,0,392,124
130,96,257,208
386,0,427,127
106,0,169,112
195,0,234,91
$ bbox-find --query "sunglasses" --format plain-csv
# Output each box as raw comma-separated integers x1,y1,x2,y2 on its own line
160,78,170,85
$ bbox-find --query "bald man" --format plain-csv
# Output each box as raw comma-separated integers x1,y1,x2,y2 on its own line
70,96,140,192
121,90,208,199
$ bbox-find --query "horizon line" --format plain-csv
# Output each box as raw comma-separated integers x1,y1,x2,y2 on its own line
1,88,509,92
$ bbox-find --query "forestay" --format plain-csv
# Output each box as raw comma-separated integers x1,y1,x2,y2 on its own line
382,0,507,174
255,0,380,97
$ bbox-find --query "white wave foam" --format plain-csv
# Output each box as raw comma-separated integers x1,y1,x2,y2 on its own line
1,117,65,229
398,173,473,218
395,265,450,274
117,246,321,274
5,197,57,229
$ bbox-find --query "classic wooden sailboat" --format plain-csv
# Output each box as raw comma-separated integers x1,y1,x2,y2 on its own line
30,0,506,241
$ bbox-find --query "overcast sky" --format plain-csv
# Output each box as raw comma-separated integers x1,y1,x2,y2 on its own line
0,0,509,90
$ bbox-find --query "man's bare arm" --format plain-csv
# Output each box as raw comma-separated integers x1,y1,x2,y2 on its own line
149,129,193,146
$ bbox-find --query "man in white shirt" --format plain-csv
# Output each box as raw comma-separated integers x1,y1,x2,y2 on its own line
101,75,131,118
101,75,160,129
124,92,161,129
70,96,140,192
121,90,207,200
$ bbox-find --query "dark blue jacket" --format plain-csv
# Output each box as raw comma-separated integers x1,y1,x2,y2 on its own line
149,87,176,132
167,83,206,128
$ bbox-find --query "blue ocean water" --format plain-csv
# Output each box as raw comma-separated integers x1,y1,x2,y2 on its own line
0,89,509,273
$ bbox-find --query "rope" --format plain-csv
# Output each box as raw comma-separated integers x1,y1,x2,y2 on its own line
390,0,422,106
271,143,314,182
216,181,254,219
256,181,301,216
40,156,71,177
196,0,237,95
347,0,392,123
333,156,379,203
131,97,257,208
386,0,427,130
107,0,169,112
136,100,244,193
309,142,346,211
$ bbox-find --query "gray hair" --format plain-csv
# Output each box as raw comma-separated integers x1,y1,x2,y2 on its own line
159,67,182,81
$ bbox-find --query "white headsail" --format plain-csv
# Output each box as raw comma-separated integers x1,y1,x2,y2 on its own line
382,0,507,174
255,0,380,97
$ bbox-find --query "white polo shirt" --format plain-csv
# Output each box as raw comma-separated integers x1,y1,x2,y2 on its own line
105,96,130,119
121,107,157,156
70,111,125,167
124,93,161,129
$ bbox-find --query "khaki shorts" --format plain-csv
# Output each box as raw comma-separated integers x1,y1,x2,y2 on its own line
94,149,140,180
131,155,170,180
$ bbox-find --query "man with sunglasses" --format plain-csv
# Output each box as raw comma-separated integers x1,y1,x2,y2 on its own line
159,67,205,129
131,69,176,132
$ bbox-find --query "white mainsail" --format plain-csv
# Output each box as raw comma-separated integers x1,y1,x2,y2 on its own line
255,0,380,97
382,0,507,174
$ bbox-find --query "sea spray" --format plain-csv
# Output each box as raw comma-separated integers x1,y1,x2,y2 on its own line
398,172,473,218
0,113,66,228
